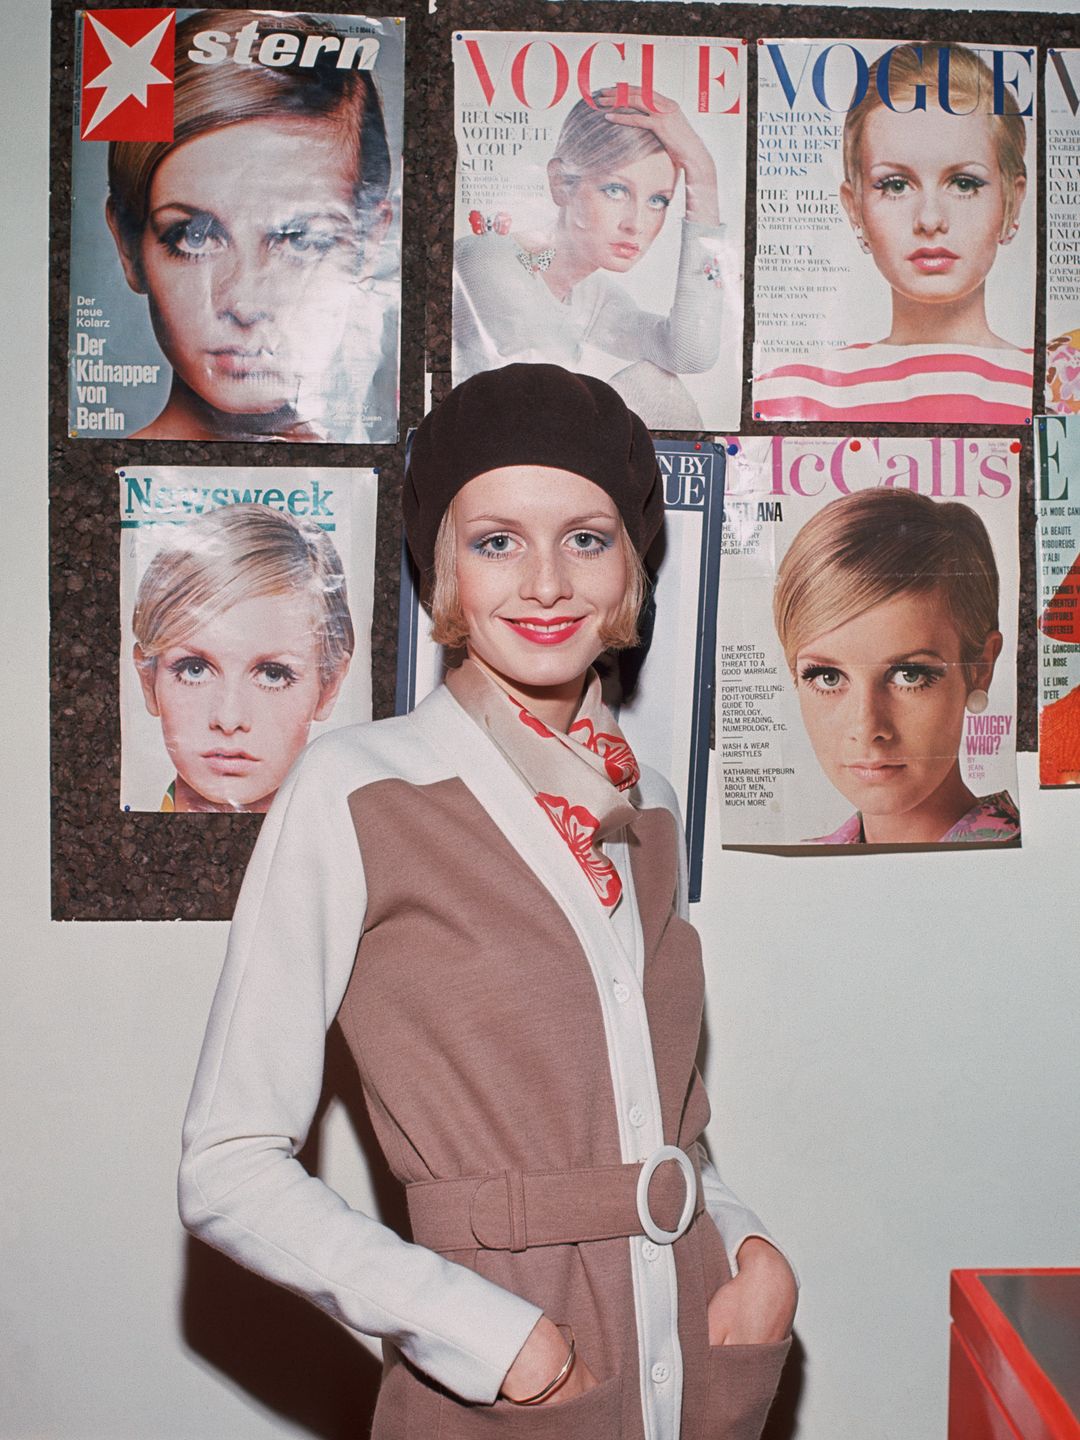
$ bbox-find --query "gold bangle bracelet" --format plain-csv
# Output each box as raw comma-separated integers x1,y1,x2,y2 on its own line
508,1324,576,1406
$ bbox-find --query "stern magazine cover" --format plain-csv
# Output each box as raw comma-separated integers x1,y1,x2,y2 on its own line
451,31,747,431
1036,415,1080,785
396,440,725,899
752,40,1036,425
1045,49,1080,414
716,436,1021,850
68,9,404,443
119,466,377,812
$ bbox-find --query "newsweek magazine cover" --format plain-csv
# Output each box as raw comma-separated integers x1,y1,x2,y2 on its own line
1045,50,1080,414
1036,415,1080,785
752,40,1036,425
451,32,747,431
396,440,725,899
119,466,377,812
68,10,404,443
716,436,1021,850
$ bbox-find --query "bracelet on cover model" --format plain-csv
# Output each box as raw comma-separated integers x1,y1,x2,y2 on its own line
507,1323,576,1406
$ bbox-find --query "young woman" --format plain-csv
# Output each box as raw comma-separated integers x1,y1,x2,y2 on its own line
453,90,725,428
132,505,353,812
105,10,394,442
773,487,1019,845
180,365,796,1439
754,44,1031,424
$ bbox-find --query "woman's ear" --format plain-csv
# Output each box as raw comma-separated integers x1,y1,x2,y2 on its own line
970,630,1004,693
839,179,862,237
547,157,572,208
134,644,160,717
1001,173,1028,241
106,199,147,295
313,658,351,722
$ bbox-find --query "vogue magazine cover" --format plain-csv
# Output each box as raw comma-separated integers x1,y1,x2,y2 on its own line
451,31,747,431
1036,415,1080,785
716,436,1021,850
752,40,1036,425
68,9,404,443
1045,49,1080,414
397,440,725,899
119,466,377,813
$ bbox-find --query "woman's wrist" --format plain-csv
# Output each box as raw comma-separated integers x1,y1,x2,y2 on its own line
506,1323,575,1405
500,1316,574,1403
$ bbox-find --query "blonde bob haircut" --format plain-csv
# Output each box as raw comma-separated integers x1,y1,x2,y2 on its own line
429,497,648,651
843,44,1028,234
133,505,354,686
773,488,1000,680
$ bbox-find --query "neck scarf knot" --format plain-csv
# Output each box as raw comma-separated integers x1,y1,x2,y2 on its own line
445,659,640,909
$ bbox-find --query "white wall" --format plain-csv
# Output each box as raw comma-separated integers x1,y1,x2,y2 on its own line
3,3,1078,1438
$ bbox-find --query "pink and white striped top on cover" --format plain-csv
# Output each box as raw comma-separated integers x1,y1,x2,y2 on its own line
754,342,1033,424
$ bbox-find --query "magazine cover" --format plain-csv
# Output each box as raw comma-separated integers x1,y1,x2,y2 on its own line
396,440,725,899
69,10,404,443
752,40,1036,424
119,466,377,812
1036,415,1080,785
716,436,1021,850
451,32,747,431
1045,49,1080,414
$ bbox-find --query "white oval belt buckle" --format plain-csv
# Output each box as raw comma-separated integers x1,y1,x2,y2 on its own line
636,1144,696,1246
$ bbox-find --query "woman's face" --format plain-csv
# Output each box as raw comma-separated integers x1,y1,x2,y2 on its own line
792,588,992,822
453,467,628,714
556,149,677,274
136,590,346,811
842,103,1023,312
120,115,365,419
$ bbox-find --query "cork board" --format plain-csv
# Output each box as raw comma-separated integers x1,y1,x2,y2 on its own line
49,0,1061,918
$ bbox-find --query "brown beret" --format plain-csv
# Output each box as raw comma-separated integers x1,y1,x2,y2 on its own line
403,364,663,577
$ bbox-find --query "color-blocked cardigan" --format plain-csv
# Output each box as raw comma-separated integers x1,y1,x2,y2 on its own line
179,684,777,1439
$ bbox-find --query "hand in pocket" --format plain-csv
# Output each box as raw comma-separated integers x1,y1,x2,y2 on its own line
707,1238,797,1346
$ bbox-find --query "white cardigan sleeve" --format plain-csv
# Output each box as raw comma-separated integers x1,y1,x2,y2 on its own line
178,737,543,1404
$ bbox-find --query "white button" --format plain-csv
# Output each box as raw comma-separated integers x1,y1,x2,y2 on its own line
642,1240,660,1262
651,1362,671,1384
628,1105,645,1127
613,981,630,1004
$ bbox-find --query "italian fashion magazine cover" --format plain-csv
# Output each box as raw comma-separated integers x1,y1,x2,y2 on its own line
119,466,377,813
1045,48,1080,414
1036,415,1080,786
68,9,404,443
716,436,1021,850
451,31,747,431
752,40,1036,425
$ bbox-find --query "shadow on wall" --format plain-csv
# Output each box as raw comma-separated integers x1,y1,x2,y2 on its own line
763,1333,805,1440
180,1025,406,1439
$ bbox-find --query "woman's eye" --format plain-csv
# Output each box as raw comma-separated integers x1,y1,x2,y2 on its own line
271,225,343,260
800,665,844,692
890,665,944,690
647,193,671,211
255,662,298,689
599,182,630,202
160,212,226,260
873,175,910,197
475,533,515,558
567,530,609,555
949,173,987,196
169,656,213,684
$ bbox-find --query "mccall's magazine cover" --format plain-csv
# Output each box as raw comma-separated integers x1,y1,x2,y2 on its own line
752,40,1036,425
716,436,1021,850
119,466,377,813
1036,415,1080,786
68,9,404,443
1045,49,1080,414
451,32,747,431
396,440,725,899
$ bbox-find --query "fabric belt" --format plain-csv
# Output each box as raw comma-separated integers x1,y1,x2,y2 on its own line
406,1145,704,1253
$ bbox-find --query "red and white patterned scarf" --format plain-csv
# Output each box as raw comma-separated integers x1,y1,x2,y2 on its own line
445,658,639,909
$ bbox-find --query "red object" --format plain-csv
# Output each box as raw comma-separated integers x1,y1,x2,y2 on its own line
949,1269,1080,1440
80,9,175,142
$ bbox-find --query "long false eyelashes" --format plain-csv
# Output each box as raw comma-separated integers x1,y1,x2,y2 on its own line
797,662,949,694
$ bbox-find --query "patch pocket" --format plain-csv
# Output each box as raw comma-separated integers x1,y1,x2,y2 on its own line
702,1338,791,1440
437,1372,622,1439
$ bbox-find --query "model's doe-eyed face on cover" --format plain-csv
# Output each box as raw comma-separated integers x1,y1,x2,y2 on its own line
792,587,997,823
842,104,1023,316
136,590,346,812
559,150,677,275
452,466,628,711
119,115,365,418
